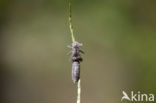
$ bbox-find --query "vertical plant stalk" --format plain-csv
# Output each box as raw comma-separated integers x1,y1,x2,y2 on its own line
69,3,75,43
68,3,81,103
77,80,81,103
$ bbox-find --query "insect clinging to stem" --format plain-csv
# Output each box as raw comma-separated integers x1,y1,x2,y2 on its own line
68,41,84,83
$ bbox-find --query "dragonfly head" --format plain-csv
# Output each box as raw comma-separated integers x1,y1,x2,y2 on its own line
72,41,82,48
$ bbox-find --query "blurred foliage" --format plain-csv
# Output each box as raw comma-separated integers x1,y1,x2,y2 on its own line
0,0,156,103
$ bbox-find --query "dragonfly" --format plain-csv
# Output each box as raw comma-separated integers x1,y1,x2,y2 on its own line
68,41,84,83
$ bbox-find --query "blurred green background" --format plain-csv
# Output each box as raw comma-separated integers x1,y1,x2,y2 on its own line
0,0,156,103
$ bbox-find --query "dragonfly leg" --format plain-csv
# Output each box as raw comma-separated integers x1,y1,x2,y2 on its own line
67,45,72,48
79,50,84,54
67,50,72,55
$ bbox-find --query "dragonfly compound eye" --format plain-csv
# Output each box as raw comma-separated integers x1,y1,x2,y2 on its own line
72,41,82,48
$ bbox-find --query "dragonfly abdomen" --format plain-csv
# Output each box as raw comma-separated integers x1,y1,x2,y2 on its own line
72,61,80,84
